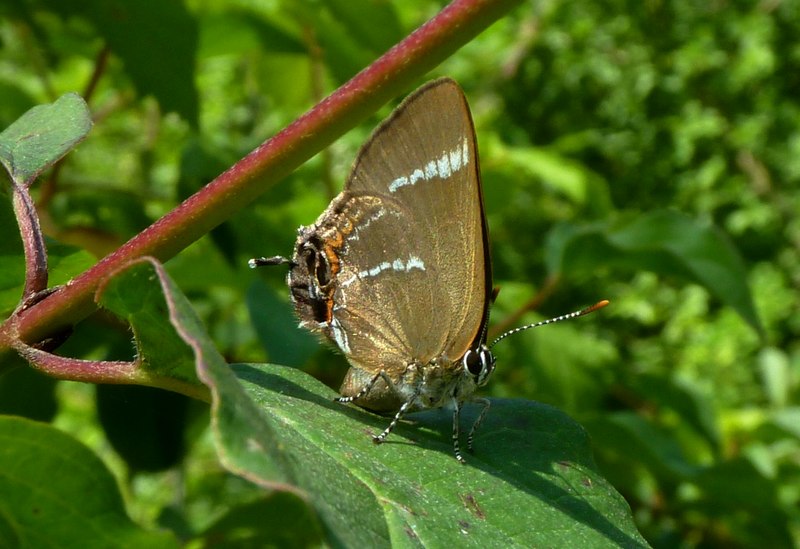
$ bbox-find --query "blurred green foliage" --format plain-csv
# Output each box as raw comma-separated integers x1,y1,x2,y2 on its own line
0,0,798,547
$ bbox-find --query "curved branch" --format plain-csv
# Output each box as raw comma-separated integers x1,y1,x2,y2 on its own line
0,0,522,362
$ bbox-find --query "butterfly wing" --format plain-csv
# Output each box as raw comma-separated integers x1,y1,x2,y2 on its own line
331,78,492,378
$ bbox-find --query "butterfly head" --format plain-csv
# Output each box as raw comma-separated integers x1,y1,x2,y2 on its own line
461,344,495,388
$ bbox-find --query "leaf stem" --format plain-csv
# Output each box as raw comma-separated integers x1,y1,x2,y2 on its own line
12,184,49,302
15,342,210,401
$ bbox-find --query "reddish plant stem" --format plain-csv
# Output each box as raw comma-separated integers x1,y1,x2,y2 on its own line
16,342,210,401
83,45,110,103
0,0,522,363
12,184,49,302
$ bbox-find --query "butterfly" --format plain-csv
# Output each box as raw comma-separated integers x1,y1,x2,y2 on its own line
251,78,607,462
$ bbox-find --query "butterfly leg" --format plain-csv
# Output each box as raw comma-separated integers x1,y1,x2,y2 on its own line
334,370,393,404
451,399,467,464
335,370,411,443
467,397,491,453
372,391,419,445
335,368,420,445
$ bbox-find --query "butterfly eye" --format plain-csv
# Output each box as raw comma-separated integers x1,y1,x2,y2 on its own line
462,345,495,386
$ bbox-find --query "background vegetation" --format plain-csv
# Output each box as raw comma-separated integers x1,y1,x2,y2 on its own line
1,0,798,547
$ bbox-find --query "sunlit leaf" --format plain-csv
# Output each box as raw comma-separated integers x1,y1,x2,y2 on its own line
0,93,92,186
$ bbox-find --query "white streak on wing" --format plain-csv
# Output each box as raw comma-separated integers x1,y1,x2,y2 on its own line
327,317,351,354
437,155,451,179
388,176,408,193
388,137,471,193
449,146,463,171
406,256,425,270
368,262,391,277
357,256,426,279
424,161,437,179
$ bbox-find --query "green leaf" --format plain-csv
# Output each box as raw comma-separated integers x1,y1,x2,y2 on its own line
214,363,649,547
95,259,203,389
631,373,721,454
758,347,790,408
289,0,402,83
0,196,24,315
586,412,700,482
545,210,762,332
482,133,613,214
101,257,299,486
96,385,193,473
46,240,97,288
197,492,324,547
767,408,800,441
0,415,178,548
0,93,92,186
48,187,152,239
689,457,793,548
0,367,57,422
198,12,306,58
0,194,95,317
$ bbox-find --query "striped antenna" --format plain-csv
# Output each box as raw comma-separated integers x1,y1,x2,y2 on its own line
489,300,609,349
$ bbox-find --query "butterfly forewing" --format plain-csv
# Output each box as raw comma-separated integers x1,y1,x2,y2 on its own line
336,78,490,372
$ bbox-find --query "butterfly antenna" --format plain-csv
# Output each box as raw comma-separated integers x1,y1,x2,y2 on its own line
248,256,296,269
489,300,609,349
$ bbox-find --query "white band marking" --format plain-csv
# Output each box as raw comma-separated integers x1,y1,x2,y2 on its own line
340,255,426,288
388,137,470,193
326,317,351,354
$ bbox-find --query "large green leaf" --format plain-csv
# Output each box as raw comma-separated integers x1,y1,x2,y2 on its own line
0,415,178,548
226,363,650,547
196,492,325,547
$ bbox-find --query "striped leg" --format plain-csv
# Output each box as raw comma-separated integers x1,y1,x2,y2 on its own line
335,370,392,404
372,392,418,445
452,399,466,464
467,398,490,453
336,370,420,445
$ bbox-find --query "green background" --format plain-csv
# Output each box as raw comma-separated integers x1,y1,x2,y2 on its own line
0,1,798,547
